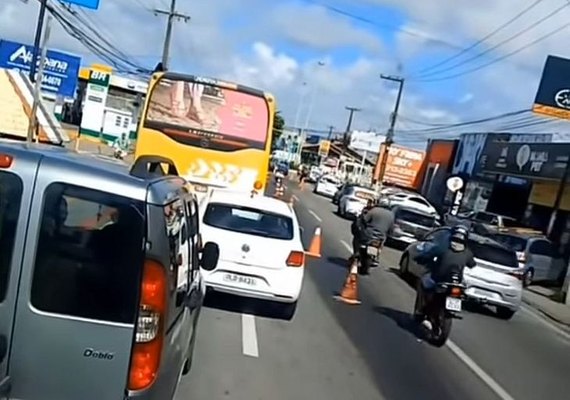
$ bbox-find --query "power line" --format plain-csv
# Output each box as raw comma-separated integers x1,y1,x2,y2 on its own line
414,0,546,76
414,22,570,83
413,1,569,80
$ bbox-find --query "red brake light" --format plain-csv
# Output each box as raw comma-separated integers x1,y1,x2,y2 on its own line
286,251,305,267
0,154,13,168
450,287,463,297
128,259,167,391
507,270,524,280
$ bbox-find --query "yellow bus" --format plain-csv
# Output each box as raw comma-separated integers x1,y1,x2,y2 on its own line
135,72,276,194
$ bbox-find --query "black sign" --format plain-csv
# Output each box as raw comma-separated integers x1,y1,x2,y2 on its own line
533,55,570,119
479,141,570,180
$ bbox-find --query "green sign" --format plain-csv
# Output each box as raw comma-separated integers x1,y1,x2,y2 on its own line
89,70,110,87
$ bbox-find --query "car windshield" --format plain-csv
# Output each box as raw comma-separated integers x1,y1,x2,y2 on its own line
395,208,438,227
468,240,519,268
491,235,528,252
203,202,294,240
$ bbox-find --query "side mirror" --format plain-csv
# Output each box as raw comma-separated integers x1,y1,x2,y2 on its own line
200,241,219,271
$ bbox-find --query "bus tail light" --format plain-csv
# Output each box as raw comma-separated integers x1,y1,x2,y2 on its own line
286,251,305,267
128,259,167,391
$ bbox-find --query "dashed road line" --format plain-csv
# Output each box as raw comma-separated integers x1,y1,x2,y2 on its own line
340,240,352,253
446,341,515,400
241,314,259,358
308,209,322,222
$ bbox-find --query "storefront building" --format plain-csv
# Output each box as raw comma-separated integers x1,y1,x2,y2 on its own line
418,139,458,209
451,132,552,213
477,141,570,255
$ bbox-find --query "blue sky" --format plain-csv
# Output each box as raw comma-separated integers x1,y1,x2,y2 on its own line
1,0,569,148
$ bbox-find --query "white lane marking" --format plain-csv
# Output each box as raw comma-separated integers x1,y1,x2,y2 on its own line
308,209,322,222
446,340,515,400
520,304,570,342
340,240,352,253
241,314,259,358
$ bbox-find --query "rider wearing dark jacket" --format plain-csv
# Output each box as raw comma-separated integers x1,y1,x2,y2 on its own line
351,198,394,258
414,225,476,319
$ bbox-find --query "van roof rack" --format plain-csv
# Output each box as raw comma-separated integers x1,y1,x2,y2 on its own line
130,155,179,179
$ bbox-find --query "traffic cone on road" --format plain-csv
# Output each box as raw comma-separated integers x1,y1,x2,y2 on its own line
334,262,361,305
305,227,322,258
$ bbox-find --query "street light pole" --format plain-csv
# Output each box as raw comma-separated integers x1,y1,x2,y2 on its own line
293,82,308,128
300,61,325,137
375,74,405,187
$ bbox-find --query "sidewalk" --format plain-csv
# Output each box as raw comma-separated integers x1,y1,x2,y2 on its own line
523,286,570,330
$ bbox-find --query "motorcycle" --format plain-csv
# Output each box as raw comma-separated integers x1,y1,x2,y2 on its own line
414,272,465,347
356,230,385,275
113,148,127,160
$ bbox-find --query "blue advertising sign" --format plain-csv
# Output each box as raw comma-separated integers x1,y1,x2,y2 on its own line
65,0,100,10
0,40,81,98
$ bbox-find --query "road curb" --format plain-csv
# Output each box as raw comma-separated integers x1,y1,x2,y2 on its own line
521,298,570,334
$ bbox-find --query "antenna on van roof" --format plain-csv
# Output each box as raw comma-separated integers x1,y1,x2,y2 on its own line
130,155,179,179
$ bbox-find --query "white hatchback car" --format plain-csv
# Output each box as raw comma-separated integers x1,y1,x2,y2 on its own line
199,189,305,319
314,175,341,197
387,191,438,215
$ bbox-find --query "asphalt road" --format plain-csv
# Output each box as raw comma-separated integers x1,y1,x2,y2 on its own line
175,179,570,400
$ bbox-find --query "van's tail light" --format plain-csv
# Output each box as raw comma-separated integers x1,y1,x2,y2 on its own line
128,259,167,391
516,252,526,263
286,251,305,267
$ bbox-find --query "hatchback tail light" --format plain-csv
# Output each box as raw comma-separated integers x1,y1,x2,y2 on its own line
516,252,526,263
507,270,524,280
128,259,167,391
286,251,305,267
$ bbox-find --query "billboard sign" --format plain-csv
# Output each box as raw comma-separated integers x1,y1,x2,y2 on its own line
318,140,331,157
0,40,81,98
375,144,425,188
533,55,570,120
349,131,385,153
478,141,570,180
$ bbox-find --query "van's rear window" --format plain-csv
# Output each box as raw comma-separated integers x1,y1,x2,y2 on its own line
203,202,293,240
30,183,145,324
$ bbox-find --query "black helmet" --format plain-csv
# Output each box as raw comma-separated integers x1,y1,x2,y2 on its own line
450,225,469,244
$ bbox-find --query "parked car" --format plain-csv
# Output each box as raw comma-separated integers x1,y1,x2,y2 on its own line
0,146,220,400
314,174,341,197
388,206,441,246
446,211,518,235
386,191,438,215
489,232,568,287
306,166,322,183
199,189,305,320
399,228,523,320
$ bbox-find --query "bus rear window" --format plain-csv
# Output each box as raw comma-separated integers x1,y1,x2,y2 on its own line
144,77,270,151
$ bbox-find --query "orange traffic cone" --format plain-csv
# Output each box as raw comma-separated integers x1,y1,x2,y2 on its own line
334,262,361,305
305,227,322,258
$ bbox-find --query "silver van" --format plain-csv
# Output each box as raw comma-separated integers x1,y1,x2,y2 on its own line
0,143,219,399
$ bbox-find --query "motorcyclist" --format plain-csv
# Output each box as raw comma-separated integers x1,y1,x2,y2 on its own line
350,197,394,272
413,225,476,323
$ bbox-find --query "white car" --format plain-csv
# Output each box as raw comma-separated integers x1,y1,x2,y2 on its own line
386,191,438,215
199,189,305,319
337,186,376,218
314,175,341,197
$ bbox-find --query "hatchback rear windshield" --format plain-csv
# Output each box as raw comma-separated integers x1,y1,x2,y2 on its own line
491,234,527,252
353,189,375,201
203,203,294,240
468,240,519,268
396,208,438,227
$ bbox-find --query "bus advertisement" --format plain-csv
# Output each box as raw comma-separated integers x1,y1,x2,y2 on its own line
135,72,275,194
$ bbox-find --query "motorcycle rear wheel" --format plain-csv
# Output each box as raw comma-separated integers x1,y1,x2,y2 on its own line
429,309,452,347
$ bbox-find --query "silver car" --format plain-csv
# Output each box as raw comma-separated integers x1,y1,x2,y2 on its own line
0,143,219,400
399,228,524,320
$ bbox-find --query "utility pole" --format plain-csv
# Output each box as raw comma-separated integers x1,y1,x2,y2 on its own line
375,74,405,186
327,125,334,140
342,106,361,154
29,0,48,82
154,0,191,70
27,14,52,144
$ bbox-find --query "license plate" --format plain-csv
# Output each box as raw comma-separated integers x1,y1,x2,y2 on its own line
367,246,379,256
445,297,462,312
223,273,256,286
